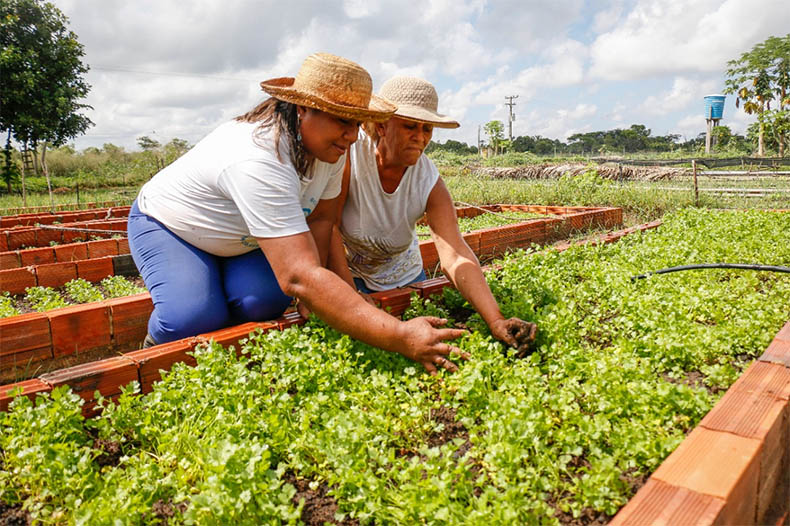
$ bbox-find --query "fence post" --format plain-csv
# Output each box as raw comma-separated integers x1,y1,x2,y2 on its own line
692,160,699,206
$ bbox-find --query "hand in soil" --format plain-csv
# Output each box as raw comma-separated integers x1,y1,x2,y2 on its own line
491,317,538,358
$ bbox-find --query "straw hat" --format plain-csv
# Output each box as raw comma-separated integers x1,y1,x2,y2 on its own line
260,53,396,123
378,77,459,128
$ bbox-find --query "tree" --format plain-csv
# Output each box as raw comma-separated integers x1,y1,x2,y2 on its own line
483,120,504,155
725,34,790,156
137,136,161,151
0,0,92,202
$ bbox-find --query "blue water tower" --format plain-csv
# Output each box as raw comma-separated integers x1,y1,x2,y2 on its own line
704,94,726,120
703,94,726,154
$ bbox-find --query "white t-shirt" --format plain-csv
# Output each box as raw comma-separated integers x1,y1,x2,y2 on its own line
340,130,439,291
137,120,344,257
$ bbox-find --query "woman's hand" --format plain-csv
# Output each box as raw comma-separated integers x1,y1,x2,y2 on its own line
396,316,470,375
489,318,538,357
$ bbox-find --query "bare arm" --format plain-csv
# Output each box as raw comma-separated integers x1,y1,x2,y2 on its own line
257,231,469,374
426,179,536,350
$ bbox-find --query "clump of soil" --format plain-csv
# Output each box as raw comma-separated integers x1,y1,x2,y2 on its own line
0,502,30,526
92,437,123,468
283,471,359,526
146,499,188,526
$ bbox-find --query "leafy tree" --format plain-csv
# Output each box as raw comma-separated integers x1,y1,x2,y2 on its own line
725,34,790,156
483,120,504,155
0,0,92,200
137,135,161,151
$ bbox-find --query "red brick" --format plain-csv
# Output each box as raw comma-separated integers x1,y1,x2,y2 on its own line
109,207,131,218
0,312,52,370
35,227,62,247
35,261,77,288
370,288,414,317
62,228,88,243
477,227,500,258
199,321,278,356
117,237,130,254
461,231,480,254
761,337,790,367
53,242,89,262
610,478,725,526
419,240,440,272
40,356,138,408
776,321,790,342
87,239,119,258
275,311,306,330
19,246,56,266
0,251,20,269
407,276,452,299
652,427,761,525
126,339,199,393
0,233,7,252
7,228,37,250
77,257,114,282
106,293,153,349
0,378,52,412
0,267,37,294
48,303,111,357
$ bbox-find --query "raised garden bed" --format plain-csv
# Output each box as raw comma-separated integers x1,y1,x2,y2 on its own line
0,204,622,385
2,208,787,524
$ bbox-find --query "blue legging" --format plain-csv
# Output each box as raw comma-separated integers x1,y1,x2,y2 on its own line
127,201,291,344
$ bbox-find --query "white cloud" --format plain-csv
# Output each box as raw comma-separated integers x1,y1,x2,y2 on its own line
637,76,718,116
590,0,790,80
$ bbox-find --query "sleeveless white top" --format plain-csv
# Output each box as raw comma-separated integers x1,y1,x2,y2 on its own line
340,130,439,291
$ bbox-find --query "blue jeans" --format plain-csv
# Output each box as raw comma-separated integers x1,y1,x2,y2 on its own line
353,269,427,294
127,201,291,344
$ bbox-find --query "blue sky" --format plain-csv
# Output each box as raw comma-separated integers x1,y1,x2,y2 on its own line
51,0,789,151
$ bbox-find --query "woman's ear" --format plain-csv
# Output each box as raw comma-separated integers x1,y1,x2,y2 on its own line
296,105,307,119
376,122,386,137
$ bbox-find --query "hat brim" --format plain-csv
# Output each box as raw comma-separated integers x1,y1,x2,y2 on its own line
392,105,460,129
260,77,396,123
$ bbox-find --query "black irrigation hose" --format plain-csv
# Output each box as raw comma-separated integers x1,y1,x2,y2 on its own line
631,263,790,282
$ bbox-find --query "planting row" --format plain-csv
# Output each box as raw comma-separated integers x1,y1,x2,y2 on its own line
0,237,130,272
0,252,135,295
0,206,623,382
0,208,788,524
0,205,130,228
0,218,126,252
1,275,146,318
0,200,128,217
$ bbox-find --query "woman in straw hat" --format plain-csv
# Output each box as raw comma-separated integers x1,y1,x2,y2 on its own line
128,54,469,374
329,76,537,354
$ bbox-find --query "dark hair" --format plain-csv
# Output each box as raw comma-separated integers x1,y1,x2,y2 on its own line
236,98,313,178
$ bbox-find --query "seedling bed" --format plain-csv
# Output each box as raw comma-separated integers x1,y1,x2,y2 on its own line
0,205,622,386
0,205,131,228
0,200,129,216
1,208,788,524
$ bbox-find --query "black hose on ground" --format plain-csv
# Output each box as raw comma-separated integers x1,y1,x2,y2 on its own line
631,263,790,282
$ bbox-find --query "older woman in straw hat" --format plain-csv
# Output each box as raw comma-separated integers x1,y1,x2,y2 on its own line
329,76,537,353
128,54,468,374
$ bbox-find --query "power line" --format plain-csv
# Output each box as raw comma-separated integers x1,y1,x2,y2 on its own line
91,66,255,83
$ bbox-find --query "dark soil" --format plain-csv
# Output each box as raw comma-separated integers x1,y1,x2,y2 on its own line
283,471,359,526
0,503,30,526
145,499,188,526
92,437,123,468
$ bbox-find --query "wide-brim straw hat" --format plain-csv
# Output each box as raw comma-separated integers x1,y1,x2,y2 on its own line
378,76,459,128
260,53,396,123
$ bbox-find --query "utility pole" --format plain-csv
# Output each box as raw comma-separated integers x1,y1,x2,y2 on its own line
477,124,482,156
504,95,518,142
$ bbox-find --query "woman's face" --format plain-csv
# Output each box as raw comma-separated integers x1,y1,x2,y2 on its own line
298,107,361,163
376,117,434,168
